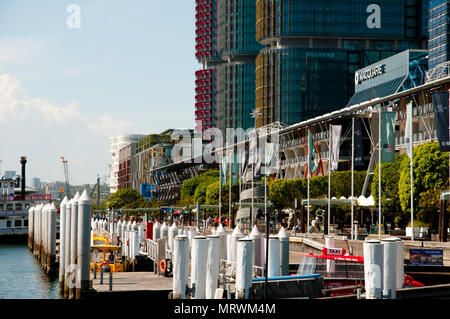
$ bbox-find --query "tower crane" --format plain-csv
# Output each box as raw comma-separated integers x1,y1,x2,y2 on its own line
60,156,71,198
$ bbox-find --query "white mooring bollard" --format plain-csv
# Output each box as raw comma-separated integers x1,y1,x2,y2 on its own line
278,227,290,276
231,225,244,263
76,190,91,299
382,238,397,299
268,236,281,278
190,236,208,299
235,238,253,299
172,235,189,299
205,235,220,299
363,240,383,299
325,236,335,275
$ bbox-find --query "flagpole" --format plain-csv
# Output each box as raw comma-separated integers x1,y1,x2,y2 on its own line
307,131,310,234
407,102,414,241
351,117,355,241
328,125,331,235
379,110,382,240
229,150,232,230
410,146,414,241
219,153,222,224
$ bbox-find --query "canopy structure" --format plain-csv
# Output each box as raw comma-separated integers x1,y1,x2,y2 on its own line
301,198,353,206
357,195,375,207
301,195,375,207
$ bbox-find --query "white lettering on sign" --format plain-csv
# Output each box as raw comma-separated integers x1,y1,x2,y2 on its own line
366,4,381,29
323,247,346,256
355,64,386,85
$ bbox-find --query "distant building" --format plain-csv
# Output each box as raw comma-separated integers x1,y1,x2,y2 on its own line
4,171,16,180
30,177,41,190
109,134,145,193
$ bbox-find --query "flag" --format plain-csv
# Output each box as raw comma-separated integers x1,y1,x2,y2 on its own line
308,131,319,173
263,142,275,176
329,125,342,171
220,155,227,186
405,102,413,158
354,119,364,166
241,150,249,182
381,111,396,163
432,91,450,152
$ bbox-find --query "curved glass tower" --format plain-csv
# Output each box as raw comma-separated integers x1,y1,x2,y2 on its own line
255,0,429,127
216,0,263,139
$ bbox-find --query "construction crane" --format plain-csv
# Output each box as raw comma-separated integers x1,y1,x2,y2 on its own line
60,156,71,198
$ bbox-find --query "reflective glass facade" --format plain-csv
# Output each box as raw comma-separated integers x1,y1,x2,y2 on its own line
216,0,262,140
255,0,429,127
217,62,256,133
429,0,450,69
217,0,263,58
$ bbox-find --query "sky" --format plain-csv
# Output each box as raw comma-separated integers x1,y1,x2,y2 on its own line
0,1,197,185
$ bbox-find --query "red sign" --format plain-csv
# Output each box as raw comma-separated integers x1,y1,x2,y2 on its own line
322,247,346,256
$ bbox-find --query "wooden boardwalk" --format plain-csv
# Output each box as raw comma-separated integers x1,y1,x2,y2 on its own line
90,271,172,295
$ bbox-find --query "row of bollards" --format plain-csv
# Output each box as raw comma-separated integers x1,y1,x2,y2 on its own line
363,238,404,299
171,224,290,299
28,190,92,299
28,202,58,275
59,190,92,299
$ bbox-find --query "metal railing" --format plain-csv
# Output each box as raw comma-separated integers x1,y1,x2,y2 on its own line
0,227,28,235
426,61,450,83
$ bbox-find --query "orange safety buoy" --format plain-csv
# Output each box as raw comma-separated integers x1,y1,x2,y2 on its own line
159,259,167,273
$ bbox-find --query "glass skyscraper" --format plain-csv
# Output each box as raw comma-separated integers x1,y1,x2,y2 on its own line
255,0,429,128
429,0,450,70
216,0,262,140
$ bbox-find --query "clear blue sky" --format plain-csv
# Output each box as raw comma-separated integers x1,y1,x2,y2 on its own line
0,1,197,185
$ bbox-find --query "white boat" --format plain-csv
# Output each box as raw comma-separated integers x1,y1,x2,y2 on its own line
0,157,51,242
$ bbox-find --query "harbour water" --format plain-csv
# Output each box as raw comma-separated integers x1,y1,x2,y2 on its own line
0,243,59,299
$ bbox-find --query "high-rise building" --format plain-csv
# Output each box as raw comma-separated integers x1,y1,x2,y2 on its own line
429,0,450,70
195,0,262,141
255,0,429,128
216,0,263,140
195,0,222,134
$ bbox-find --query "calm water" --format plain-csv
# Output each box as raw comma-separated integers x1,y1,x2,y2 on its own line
0,243,60,299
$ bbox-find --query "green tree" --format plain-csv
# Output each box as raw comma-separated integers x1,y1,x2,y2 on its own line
107,188,143,209
399,142,449,224
372,154,406,225
180,170,219,199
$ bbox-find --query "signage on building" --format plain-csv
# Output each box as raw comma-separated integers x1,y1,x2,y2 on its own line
409,249,443,266
355,64,386,85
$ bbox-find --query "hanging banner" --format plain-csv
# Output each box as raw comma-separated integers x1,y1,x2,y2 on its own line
308,131,319,173
405,102,413,158
241,150,250,182
381,111,396,163
354,119,365,166
231,152,239,184
263,142,275,176
329,125,342,171
220,155,227,186
432,91,450,152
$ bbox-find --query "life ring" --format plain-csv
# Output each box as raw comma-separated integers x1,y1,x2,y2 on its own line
159,259,167,273
100,260,109,268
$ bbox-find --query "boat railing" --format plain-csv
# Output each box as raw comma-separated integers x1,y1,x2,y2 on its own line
0,226,28,235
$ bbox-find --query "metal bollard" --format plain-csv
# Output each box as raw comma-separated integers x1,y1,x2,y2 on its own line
100,268,103,284
109,271,112,291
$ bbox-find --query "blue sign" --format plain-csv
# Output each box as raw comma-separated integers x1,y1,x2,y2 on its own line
409,249,443,266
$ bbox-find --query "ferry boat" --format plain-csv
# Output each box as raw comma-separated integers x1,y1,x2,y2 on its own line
0,157,51,242
298,247,424,297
